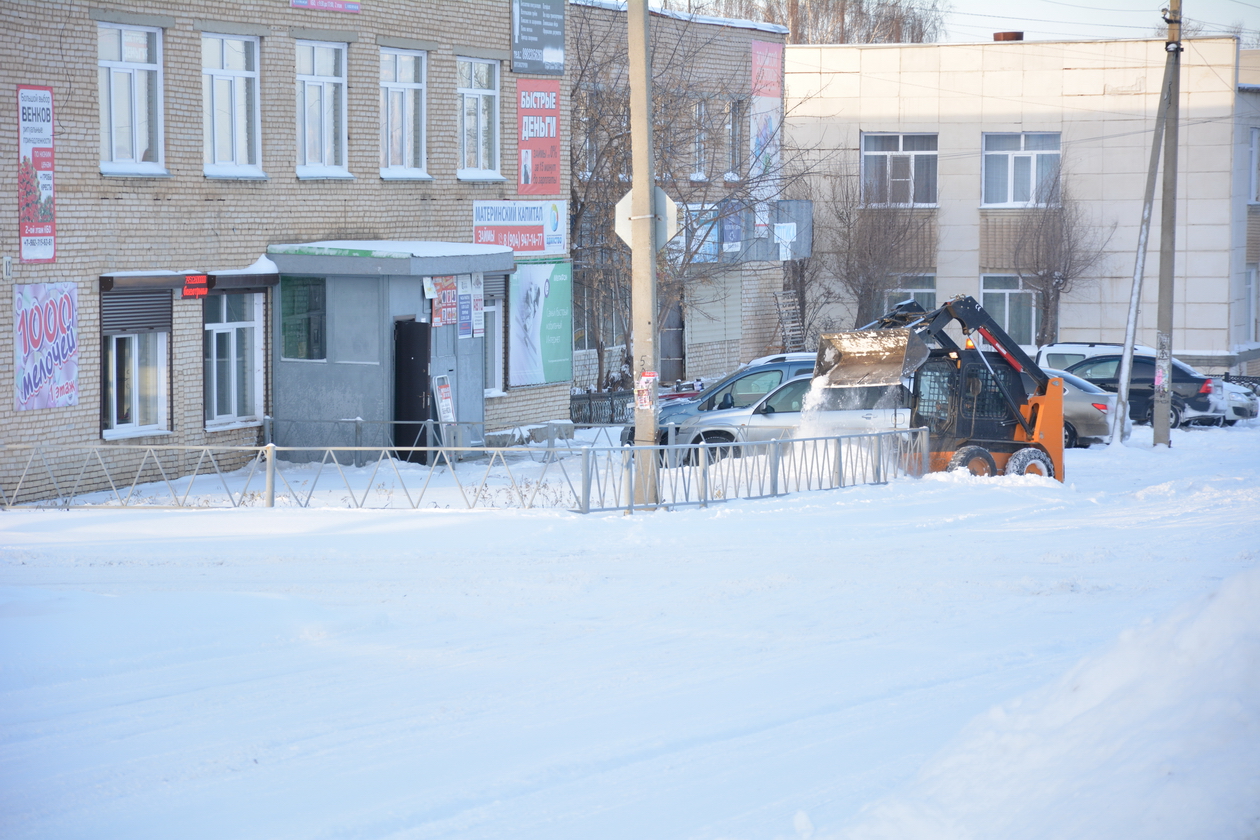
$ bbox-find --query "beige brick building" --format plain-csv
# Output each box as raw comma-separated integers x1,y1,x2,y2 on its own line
786,36,1260,374
2,0,573,489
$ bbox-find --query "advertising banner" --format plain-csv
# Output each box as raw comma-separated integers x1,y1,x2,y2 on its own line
517,79,561,195
15,283,78,411
290,0,360,12
431,276,457,327
509,261,572,386
18,85,55,263
472,274,485,338
512,0,565,75
474,200,567,257
749,41,782,190
457,274,473,339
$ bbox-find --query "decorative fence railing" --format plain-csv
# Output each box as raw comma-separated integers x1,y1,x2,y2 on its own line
0,428,927,513
570,391,633,425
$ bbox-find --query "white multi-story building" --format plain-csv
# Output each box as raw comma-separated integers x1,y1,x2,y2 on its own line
786,35,1260,373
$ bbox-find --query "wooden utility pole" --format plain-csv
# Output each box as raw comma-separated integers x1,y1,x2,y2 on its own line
628,0,659,504
1154,0,1182,446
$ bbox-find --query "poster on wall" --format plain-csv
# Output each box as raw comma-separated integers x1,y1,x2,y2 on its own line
290,0,360,12
18,85,55,263
509,261,572,387
511,0,564,75
749,41,782,191
14,283,78,411
431,276,457,326
457,274,473,339
517,80,561,195
473,200,567,257
472,274,485,338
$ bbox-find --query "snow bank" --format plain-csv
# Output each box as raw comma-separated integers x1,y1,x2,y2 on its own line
840,567,1260,840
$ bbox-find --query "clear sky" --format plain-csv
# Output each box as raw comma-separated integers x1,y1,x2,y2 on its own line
939,0,1260,44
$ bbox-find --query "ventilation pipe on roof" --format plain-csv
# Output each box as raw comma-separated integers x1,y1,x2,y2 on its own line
994,31,1024,41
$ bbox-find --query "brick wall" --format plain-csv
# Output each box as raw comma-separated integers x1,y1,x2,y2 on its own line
485,383,570,431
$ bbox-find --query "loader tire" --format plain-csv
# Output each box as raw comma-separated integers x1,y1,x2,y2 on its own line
947,446,997,477
1004,447,1055,479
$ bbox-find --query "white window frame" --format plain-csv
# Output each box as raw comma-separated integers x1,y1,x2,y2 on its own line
204,293,265,429
98,23,167,176
861,133,938,206
1250,128,1260,204
102,331,169,440
295,40,350,179
981,132,1061,208
202,33,264,179
885,275,936,313
483,298,506,396
692,99,709,182
456,57,502,180
981,274,1038,349
379,48,429,180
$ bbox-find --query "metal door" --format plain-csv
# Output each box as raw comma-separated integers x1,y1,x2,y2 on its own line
394,320,431,461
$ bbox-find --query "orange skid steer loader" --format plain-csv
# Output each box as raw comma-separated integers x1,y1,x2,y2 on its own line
814,295,1065,480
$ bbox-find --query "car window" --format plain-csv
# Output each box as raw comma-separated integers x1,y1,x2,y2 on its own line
1056,371,1105,394
1046,352,1085,369
1073,358,1119,379
701,370,782,411
790,366,814,378
763,378,811,413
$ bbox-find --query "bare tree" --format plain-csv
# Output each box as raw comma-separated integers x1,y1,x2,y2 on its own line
792,167,936,331
1011,172,1115,346
659,0,946,45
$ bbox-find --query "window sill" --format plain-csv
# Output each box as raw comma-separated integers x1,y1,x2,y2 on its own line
100,164,171,178
280,356,327,363
690,172,709,182
380,169,433,181
205,419,263,433
205,165,268,180
980,203,1053,210
723,172,742,182
102,427,172,441
457,170,507,182
484,389,507,398
296,166,354,180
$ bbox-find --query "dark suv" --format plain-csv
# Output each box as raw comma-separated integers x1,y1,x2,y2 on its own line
620,352,818,445
1064,354,1222,427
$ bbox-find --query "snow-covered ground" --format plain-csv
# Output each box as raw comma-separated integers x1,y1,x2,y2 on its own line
2,425,1258,840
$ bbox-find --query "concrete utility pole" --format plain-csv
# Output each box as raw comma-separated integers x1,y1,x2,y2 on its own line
1154,0,1182,446
628,0,659,504
1112,49,1175,444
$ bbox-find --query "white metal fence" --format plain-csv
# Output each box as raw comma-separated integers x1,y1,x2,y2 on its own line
0,428,927,513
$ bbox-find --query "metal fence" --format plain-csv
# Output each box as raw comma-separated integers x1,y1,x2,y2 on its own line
0,428,927,513
570,391,633,425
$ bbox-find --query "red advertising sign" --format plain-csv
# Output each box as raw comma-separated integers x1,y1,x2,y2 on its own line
473,200,568,257
18,85,55,263
517,79,561,196
182,274,209,299
431,276,457,327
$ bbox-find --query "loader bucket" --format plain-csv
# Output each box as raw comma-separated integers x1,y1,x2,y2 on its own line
813,329,931,388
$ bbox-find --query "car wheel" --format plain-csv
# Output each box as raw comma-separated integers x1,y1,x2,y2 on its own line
1225,419,1239,427
1004,447,1056,479
1063,421,1079,449
1144,400,1183,429
691,432,738,464
946,445,997,477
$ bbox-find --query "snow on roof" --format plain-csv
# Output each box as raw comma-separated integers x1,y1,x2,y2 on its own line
102,255,280,277
267,241,513,260
570,0,789,35
212,255,279,275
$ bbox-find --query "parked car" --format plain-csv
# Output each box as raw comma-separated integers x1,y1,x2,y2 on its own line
1064,354,1224,427
675,374,913,447
1035,342,1155,371
1021,368,1124,447
620,352,818,444
1222,380,1259,424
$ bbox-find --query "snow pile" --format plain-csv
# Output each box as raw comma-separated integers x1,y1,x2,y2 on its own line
841,567,1260,840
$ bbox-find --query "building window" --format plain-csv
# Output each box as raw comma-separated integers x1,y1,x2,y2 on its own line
102,332,168,437
380,49,427,178
204,293,264,426
1251,129,1260,204
281,277,326,360
202,34,262,178
572,282,628,352
484,298,505,395
726,99,746,179
862,133,937,205
98,23,164,175
457,57,499,178
886,275,936,312
982,133,1060,207
982,275,1037,347
1247,265,1258,344
692,100,708,181
295,41,348,178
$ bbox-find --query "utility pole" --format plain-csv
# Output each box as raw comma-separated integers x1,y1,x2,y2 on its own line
1154,0,1182,446
628,0,659,505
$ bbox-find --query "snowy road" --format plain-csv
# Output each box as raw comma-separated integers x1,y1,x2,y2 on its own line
2,426,1258,839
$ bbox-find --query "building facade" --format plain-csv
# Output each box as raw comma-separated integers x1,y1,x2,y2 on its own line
786,36,1260,374
2,0,575,484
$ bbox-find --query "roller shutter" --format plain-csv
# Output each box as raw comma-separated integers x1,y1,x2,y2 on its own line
101,290,173,334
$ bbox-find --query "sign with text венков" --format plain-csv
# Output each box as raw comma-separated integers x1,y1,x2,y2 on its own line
18,85,55,263
512,0,564,75
473,200,567,257
517,80,561,196
15,283,78,411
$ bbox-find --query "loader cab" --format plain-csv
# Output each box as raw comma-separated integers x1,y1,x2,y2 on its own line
912,349,1030,463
